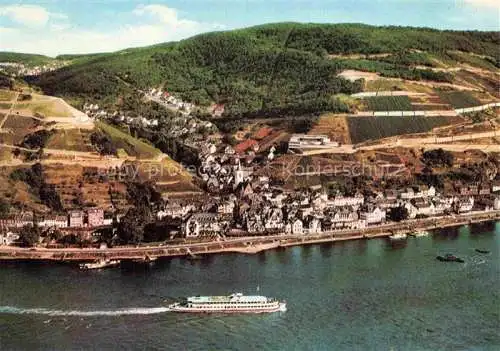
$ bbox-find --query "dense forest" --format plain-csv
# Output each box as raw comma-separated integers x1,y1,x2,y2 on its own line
0,52,58,66
31,23,499,117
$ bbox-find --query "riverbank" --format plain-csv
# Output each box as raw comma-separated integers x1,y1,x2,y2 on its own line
1,211,499,262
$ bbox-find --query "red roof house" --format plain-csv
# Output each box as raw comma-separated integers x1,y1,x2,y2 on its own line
234,139,258,154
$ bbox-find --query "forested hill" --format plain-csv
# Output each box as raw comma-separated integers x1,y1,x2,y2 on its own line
0,52,58,66
32,23,499,117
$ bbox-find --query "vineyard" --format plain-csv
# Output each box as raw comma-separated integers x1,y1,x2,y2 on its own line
2,115,43,145
364,96,413,111
436,91,481,109
45,129,94,152
347,115,464,143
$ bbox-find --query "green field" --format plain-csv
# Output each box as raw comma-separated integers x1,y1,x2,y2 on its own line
14,100,72,118
45,129,94,152
0,90,15,102
364,96,413,111
437,91,481,109
348,115,463,143
96,121,161,159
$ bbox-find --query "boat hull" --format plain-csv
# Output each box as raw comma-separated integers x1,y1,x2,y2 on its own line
168,303,287,314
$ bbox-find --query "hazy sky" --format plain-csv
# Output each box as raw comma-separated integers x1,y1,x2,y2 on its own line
0,0,498,56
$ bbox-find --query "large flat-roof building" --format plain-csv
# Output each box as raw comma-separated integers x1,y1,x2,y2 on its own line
288,134,339,151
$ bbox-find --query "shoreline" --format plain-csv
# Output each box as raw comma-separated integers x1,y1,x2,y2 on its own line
1,211,499,263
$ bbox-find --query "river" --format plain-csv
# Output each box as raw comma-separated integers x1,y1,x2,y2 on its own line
0,222,499,350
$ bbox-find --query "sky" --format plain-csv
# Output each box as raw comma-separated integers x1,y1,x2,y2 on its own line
0,0,498,56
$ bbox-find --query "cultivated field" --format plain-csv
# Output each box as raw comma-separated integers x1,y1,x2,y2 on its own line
45,128,94,152
0,90,16,102
0,147,12,161
364,96,413,111
13,99,73,118
308,114,351,144
1,115,43,145
96,121,161,159
347,115,465,143
437,91,481,109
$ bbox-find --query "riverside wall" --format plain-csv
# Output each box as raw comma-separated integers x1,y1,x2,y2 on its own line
0,211,499,262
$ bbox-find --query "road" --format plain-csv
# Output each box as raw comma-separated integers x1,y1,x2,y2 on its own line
1,210,498,261
302,129,500,155
0,92,19,131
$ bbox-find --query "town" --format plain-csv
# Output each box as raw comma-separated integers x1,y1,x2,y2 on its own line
1,133,499,248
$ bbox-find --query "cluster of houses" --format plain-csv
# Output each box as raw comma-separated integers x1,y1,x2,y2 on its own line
198,139,278,193
170,182,500,238
0,208,110,232
83,101,216,141
0,61,67,77
83,103,160,128
146,88,196,116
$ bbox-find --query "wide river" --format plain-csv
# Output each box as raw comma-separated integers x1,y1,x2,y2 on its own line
0,222,499,350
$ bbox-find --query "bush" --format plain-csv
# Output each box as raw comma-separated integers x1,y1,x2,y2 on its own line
422,148,454,167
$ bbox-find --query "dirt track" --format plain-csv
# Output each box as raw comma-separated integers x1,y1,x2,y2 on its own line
302,130,500,155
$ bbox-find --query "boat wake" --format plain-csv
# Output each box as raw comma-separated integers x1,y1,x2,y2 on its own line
0,306,170,317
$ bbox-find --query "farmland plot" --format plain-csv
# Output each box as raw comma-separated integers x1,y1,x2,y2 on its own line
348,115,464,143
437,91,481,109
364,96,413,111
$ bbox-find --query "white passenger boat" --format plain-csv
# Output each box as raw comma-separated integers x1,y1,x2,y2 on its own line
410,230,429,237
168,293,287,313
79,259,120,270
389,232,407,240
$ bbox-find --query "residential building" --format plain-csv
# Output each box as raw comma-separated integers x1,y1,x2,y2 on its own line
0,232,19,245
68,211,84,228
87,208,104,227
183,213,231,238
360,207,386,225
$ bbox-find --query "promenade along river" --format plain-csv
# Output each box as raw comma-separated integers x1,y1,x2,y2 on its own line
0,222,499,350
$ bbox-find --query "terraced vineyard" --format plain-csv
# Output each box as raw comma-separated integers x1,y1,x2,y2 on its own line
96,121,161,159
364,96,413,111
2,115,43,144
45,129,94,152
347,115,465,143
436,91,481,109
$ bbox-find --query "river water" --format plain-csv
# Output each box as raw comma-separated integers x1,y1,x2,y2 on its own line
0,223,499,350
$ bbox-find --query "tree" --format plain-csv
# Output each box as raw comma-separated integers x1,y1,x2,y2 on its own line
0,198,10,217
18,224,41,247
422,148,454,168
388,206,409,222
116,206,150,244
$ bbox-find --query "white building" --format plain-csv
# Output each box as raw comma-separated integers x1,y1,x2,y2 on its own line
494,197,500,210
285,219,303,235
183,213,230,238
288,134,339,150
455,197,474,213
330,194,365,207
0,232,19,245
38,216,68,228
360,207,386,225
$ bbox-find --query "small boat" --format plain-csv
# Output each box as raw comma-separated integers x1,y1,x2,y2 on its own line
79,259,120,270
475,249,490,254
436,254,464,263
389,232,407,240
409,230,429,238
168,293,287,313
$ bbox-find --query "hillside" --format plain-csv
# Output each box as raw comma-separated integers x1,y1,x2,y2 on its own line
0,88,199,214
0,52,58,66
32,23,498,118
